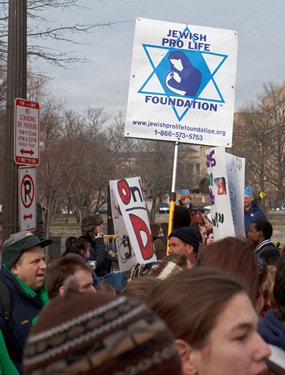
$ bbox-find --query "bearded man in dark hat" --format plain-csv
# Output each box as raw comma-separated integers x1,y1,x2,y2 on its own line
168,226,201,266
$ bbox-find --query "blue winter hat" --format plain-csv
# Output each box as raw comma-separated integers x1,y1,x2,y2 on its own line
244,186,253,197
180,189,191,200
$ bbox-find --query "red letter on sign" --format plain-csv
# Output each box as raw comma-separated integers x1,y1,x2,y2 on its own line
129,213,154,260
117,179,131,205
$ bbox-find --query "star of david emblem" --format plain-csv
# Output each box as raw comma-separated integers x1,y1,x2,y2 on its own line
137,27,228,121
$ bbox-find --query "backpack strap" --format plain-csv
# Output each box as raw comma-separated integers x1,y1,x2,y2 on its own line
0,281,11,331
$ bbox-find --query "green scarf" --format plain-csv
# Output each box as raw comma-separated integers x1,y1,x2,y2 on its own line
0,331,19,375
3,264,49,306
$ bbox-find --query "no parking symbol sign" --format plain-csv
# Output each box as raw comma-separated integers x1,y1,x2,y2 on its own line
18,166,36,231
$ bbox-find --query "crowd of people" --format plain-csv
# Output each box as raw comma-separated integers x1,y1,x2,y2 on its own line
0,186,284,374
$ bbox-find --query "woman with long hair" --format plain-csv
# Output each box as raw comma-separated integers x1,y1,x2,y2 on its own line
147,268,270,375
196,236,266,311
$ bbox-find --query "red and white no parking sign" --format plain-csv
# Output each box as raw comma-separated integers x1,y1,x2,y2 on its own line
14,98,40,165
18,166,36,231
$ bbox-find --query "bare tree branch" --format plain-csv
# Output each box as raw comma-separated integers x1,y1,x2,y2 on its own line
0,1,132,67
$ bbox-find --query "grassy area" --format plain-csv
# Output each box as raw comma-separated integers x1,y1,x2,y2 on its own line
271,221,285,226
267,212,285,226
48,211,285,229
50,222,80,228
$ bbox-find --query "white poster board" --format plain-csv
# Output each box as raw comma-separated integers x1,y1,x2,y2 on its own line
125,18,238,147
109,177,157,271
206,147,245,240
225,152,246,238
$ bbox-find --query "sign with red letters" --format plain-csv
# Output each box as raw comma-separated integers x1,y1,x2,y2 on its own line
110,176,157,272
14,98,40,166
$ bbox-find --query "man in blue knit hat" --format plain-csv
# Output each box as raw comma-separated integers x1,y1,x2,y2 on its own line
244,185,267,234
179,189,192,208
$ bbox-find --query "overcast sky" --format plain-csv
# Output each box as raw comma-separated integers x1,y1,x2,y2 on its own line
34,0,285,119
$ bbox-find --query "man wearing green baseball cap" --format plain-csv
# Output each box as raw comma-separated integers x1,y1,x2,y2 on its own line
0,231,52,374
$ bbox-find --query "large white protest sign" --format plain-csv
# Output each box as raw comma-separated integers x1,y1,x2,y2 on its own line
225,152,246,238
206,146,245,240
125,18,238,147
110,177,157,272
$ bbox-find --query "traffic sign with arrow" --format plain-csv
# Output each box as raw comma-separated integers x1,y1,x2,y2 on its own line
20,148,34,156
18,166,36,231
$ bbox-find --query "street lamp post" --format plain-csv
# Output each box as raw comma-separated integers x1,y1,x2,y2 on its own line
3,0,27,240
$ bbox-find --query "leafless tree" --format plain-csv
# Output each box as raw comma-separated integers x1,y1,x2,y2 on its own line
37,101,74,236
0,0,128,67
134,140,174,222
176,144,204,191
59,108,127,223
232,81,285,207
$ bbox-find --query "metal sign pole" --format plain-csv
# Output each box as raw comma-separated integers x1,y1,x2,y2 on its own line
167,141,179,244
3,0,27,240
